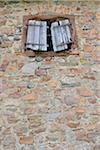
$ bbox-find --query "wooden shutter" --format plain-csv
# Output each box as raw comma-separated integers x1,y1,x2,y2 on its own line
51,19,72,52
26,20,47,51
60,19,72,43
51,22,65,52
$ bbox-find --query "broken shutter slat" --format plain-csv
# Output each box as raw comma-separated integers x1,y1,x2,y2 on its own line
59,20,68,50
39,21,47,51
62,19,72,43
51,22,65,52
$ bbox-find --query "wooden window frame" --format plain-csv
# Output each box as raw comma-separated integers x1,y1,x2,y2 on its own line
22,14,79,57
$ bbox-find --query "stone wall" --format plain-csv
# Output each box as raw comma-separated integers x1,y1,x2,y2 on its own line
0,1,100,150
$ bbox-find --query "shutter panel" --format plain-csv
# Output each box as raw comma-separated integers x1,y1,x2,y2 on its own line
51,22,65,52
39,21,47,51
26,20,47,51
51,19,72,52
59,20,68,50
33,20,40,50
26,20,35,50
60,19,72,43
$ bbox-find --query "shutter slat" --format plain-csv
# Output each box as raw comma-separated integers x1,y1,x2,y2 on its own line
39,21,47,51
62,19,72,43
51,22,65,52
26,20,35,50
59,20,68,50
51,22,57,52
33,21,40,50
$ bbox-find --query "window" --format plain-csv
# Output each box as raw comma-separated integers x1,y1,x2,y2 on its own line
23,15,78,55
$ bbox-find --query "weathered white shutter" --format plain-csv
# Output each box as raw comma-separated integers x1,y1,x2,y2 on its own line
51,19,72,52
51,22,65,52
26,20,35,50
26,20,47,51
60,19,72,43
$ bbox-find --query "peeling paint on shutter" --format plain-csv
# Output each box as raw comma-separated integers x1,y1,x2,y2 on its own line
26,20,47,51
51,22,65,52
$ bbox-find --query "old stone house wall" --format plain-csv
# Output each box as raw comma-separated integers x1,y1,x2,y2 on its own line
0,0,100,150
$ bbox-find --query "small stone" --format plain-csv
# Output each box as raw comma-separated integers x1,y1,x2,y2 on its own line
19,136,34,145
21,63,38,75
2,34,9,41
82,25,92,30
96,12,100,19
8,35,14,41
27,83,34,89
75,130,88,142
91,64,100,72
65,111,75,121
0,18,6,26
74,107,86,115
35,68,46,76
88,98,96,104
41,75,51,82
86,124,97,131
46,112,60,121
2,127,11,136
24,93,38,102
14,35,20,41
34,126,46,134
0,41,13,48
75,143,92,150
78,87,94,97
7,114,19,124
67,121,80,128
61,77,80,87
14,123,28,136
96,89,100,98
84,44,93,52
0,26,15,35
83,76,96,80
16,26,22,34
0,59,9,72
69,68,81,76
35,56,43,62
66,55,79,66
3,135,16,146
48,79,61,89
28,115,42,128
64,96,79,106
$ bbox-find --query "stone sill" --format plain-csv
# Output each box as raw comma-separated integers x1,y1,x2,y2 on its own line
19,49,79,58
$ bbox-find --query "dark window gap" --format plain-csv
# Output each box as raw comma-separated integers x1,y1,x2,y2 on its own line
47,20,53,51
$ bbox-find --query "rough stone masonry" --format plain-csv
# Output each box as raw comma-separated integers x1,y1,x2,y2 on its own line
0,0,100,150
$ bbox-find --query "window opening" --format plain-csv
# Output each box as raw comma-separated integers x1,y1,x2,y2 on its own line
23,15,78,54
